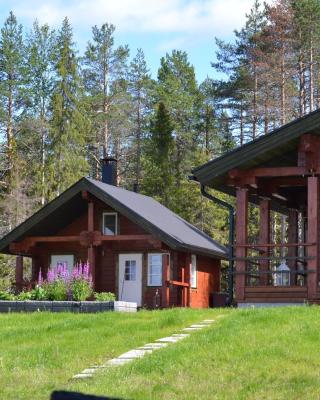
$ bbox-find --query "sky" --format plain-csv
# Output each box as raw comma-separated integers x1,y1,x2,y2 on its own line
0,0,256,82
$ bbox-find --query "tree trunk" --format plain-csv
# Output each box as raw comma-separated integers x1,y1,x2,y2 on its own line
309,33,314,112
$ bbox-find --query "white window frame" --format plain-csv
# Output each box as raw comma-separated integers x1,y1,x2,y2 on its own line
190,254,197,288
102,212,118,236
147,253,163,286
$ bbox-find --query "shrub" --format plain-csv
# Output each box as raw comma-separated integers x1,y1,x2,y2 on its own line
94,292,116,301
16,291,33,300
30,286,48,300
0,290,15,300
43,280,68,301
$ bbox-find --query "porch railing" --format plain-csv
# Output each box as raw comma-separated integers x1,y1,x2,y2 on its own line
233,242,316,287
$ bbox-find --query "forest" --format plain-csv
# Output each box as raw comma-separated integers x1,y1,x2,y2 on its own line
1,0,320,288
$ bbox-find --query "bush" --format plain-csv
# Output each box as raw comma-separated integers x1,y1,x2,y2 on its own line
94,292,116,301
16,291,33,300
30,286,48,300
0,290,15,300
43,280,68,301
71,279,93,301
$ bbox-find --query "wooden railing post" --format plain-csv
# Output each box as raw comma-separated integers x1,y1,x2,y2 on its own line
259,198,270,285
307,176,319,300
236,188,248,301
162,254,170,308
288,209,298,284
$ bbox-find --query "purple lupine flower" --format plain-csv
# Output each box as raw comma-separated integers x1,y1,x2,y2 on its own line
47,268,55,283
38,269,43,286
83,263,90,280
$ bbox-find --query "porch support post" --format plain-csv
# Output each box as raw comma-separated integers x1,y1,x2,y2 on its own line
88,246,96,289
15,255,23,292
88,201,95,288
288,209,298,283
162,254,170,308
307,176,319,299
235,188,248,302
259,198,270,285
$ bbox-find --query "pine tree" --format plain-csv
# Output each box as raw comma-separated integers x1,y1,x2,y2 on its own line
156,50,200,185
48,17,89,198
82,23,129,179
142,102,174,206
128,48,152,189
0,12,26,229
23,21,56,205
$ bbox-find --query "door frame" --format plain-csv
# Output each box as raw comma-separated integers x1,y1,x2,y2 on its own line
118,253,143,306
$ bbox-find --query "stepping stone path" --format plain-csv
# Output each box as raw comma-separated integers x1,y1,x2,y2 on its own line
72,319,216,380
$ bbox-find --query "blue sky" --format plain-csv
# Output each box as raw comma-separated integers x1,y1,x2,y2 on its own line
0,0,256,82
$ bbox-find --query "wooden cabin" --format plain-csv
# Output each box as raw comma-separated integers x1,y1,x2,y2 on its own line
0,159,226,308
192,109,320,306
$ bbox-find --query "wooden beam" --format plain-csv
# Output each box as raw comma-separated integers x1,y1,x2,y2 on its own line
259,199,270,285
100,234,154,241
167,280,190,287
235,188,248,301
15,256,23,292
229,167,315,188
307,176,319,299
88,201,94,232
298,134,320,170
162,254,170,308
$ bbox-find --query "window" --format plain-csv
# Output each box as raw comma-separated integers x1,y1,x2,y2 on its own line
102,212,117,235
190,254,197,288
50,255,74,272
148,254,162,286
124,260,136,281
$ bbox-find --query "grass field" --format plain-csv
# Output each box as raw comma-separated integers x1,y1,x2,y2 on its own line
0,308,216,400
2,307,320,399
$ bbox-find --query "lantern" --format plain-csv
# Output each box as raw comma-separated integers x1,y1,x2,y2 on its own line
274,259,290,286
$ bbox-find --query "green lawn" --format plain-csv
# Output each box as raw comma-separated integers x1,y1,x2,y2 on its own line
0,308,216,400
2,307,320,400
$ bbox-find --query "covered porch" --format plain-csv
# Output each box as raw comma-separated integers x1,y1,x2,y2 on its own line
230,134,320,304
191,110,320,305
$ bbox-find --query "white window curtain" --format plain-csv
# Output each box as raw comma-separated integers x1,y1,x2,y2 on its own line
190,254,197,288
148,254,162,286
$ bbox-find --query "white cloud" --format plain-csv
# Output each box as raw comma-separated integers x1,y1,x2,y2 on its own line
12,0,255,37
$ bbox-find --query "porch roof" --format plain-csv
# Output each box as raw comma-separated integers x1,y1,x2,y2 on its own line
191,108,320,194
0,177,227,259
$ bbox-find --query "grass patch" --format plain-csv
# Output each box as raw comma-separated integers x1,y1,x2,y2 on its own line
0,308,217,399
71,306,320,400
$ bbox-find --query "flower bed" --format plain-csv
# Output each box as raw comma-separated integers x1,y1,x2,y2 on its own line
0,262,134,312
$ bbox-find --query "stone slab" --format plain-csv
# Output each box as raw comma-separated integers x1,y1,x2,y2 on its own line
73,373,93,379
156,336,184,343
139,343,168,350
118,349,152,359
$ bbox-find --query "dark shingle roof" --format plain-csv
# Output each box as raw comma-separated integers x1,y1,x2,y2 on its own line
0,177,227,259
191,108,320,189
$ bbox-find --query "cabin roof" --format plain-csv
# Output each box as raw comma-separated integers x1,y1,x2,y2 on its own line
0,177,227,259
191,108,320,194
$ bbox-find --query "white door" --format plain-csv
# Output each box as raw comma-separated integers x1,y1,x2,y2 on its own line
118,254,142,306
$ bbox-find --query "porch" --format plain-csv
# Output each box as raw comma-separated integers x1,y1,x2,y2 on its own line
232,138,320,304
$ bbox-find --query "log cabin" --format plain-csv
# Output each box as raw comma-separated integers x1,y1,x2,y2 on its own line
0,159,227,308
191,108,320,307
